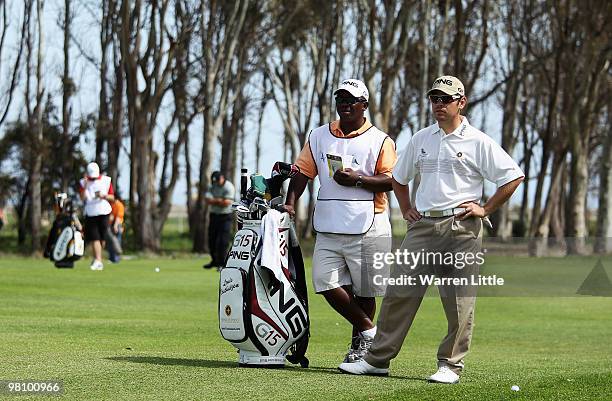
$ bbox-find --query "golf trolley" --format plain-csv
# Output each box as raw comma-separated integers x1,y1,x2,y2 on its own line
218,162,310,368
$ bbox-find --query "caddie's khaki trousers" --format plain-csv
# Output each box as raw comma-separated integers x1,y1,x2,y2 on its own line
364,215,483,374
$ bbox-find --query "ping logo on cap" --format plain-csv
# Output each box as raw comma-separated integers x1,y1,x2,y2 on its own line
434,78,453,86
428,75,465,96
334,78,369,101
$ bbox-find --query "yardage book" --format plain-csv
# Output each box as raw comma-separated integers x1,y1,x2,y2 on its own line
326,153,353,176
326,153,343,176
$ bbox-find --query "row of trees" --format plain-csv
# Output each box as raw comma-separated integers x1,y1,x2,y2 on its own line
0,0,610,255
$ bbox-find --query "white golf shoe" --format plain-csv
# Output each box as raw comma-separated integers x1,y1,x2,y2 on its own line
428,365,460,384
90,260,104,271
338,359,388,376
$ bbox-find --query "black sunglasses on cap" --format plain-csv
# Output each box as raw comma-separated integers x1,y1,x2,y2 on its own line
335,96,367,105
429,94,462,104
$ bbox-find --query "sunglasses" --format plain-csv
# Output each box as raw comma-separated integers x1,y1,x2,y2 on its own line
429,95,462,104
335,97,366,105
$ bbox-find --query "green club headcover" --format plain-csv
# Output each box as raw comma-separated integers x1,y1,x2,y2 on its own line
250,174,269,197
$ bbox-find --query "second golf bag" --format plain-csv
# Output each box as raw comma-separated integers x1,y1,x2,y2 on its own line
44,193,85,268
218,162,309,367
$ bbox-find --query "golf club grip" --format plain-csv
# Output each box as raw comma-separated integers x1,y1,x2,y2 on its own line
240,168,248,200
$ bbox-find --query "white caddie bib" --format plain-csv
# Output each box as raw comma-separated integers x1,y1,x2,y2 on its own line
310,123,388,234
80,176,112,216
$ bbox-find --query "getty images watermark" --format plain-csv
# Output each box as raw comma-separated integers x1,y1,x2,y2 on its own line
360,236,612,297
371,248,505,287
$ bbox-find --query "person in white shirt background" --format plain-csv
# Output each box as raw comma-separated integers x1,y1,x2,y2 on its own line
79,162,115,271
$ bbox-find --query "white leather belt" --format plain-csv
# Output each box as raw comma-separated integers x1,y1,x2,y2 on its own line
420,208,466,217
420,208,494,229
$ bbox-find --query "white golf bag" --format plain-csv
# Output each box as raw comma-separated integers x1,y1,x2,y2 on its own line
44,193,85,268
218,163,309,367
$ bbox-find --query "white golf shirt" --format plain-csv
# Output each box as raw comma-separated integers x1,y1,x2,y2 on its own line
79,176,113,217
393,117,524,212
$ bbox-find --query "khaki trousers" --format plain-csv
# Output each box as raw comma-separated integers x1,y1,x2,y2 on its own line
364,216,482,374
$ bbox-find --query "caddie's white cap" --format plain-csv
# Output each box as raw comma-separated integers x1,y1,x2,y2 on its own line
427,75,465,96
87,162,100,179
334,78,369,101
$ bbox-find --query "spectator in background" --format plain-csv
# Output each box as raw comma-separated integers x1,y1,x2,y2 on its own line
106,194,125,263
203,171,234,270
0,205,5,231
79,162,114,271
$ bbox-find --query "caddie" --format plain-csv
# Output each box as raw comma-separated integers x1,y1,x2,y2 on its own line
339,75,524,383
283,78,397,365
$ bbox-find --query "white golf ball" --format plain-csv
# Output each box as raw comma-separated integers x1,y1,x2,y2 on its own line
511,385,520,391
155,267,160,272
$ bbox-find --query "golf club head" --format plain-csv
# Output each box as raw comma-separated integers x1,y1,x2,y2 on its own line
232,201,250,213
269,196,283,207
249,197,269,220
232,201,252,224
252,197,269,209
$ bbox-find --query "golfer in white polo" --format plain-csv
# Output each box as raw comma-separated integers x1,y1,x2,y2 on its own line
339,75,524,383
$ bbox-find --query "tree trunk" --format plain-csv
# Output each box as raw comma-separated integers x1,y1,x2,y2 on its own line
135,116,157,251
518,95,532,236
108,39,124,190
17,178,30,246
595,129,612,253
193,114,215,253
528,155,564,256
436,0,450,76
193,0,249,253
119,0,177,252
452,0,465,78
184,124,195,238
418,0,430,129
493,43,522,239
29,0,44,253
107,1,123,189
61,0,72,191
565,146,588,255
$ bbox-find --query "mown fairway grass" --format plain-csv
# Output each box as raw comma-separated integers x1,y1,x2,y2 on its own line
1,255,611,400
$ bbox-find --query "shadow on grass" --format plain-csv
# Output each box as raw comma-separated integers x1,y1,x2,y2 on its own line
107,356,237,369
107,356,426,381
286,365,427,381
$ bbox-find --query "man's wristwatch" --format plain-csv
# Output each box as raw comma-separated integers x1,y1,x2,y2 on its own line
355,175,363,188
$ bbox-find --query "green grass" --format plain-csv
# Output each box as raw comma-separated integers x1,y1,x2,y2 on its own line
1,256,611,400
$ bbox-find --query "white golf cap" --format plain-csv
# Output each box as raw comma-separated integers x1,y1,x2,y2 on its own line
87,162,100,179
427,75,465,96
334,79,369,101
